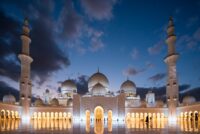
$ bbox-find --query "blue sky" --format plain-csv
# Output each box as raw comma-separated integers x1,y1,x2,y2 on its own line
0,0,200,97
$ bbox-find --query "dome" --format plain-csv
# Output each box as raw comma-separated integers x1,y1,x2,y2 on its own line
34,98,43,106
3,94,16,104
120,80,136,94
50,98,59,106
67,98,73,107
91,83,107,96
182,96,196,105
88,72,109,92
61,80,77,94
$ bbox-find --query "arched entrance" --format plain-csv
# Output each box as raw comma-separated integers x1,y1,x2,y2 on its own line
1,110,5,119
93,106,104,134
108,110,112,121
94,106,104,121
85,110,90,120
85,110,91,133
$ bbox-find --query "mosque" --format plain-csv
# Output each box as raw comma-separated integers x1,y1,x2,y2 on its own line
0,17,200,127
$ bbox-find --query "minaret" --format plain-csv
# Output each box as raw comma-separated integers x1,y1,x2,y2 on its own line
164,17,179,121
18,18,33,120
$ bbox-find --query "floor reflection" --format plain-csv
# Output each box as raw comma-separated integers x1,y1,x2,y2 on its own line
125,118,167,129
0,118,200,133
0,119,20,131
85,119,112,133
30,119,72,130
178,118,200,132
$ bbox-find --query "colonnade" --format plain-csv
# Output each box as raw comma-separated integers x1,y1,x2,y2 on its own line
0,110,20,119
30,119,72,130
126,112,165,121
31,112,72,120
179,111,200,132
179,111,200,121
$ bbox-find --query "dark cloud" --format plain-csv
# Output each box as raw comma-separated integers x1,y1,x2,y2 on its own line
0,81,19,101
57,0,106,54
31,17,70,84
0,1,70,84
179,84,191,92
137,84,193,102
123,67,145,77
148,73,166,83
180,86,200,102
81,0,117,20
58,0,83,40
74,75,89,94
89,31,104,52
0,10,21,81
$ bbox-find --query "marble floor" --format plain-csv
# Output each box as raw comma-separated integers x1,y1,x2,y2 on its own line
0,118,199,133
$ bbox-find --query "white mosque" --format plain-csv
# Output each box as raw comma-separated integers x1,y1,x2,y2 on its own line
0,17,200,128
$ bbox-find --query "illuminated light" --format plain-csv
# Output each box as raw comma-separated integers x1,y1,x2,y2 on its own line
22,115,30,124
168,116,177,124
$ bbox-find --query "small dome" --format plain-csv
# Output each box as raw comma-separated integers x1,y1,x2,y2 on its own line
3,94,16,104
88,72,109,92
182,96,196,105
67,98,73,107
34,98,43,106
50,98,59,106
61,80,77,94
91,83,107,96
120,80,136,94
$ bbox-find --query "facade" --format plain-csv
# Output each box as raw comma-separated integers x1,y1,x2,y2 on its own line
1,17,200,125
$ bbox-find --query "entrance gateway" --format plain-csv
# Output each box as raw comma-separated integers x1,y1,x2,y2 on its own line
85,106,113,121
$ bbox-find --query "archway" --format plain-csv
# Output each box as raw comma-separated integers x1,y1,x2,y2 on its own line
6,110,10,119
42,112,46,119
94,106,104,121
194,111,198,121
15,111,19,119
1,110,5,119
85,110,91,133
85,110,90,120
108,110,112,121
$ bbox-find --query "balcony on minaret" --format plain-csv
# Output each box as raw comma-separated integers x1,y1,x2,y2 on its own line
21,95,25,100
173,82,177,86
167,97,170,101
173,96,177,101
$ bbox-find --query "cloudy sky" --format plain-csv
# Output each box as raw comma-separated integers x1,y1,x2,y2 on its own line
0,0,200,99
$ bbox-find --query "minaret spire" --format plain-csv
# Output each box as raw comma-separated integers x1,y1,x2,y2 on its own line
166,17,176,55
18,18,33,120
164,17,179,122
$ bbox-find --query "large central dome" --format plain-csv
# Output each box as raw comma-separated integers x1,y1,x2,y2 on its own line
91,83,107,96
88,71,109,92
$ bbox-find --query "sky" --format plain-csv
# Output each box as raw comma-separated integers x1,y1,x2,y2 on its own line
0,0,200,99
